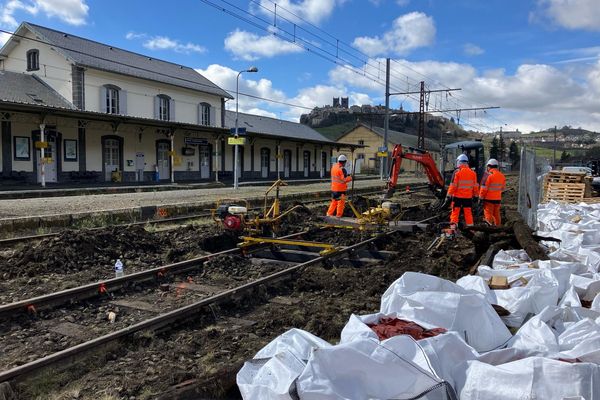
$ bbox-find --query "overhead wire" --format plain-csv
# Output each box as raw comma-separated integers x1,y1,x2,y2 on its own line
0,27,313,111
242,0,501,129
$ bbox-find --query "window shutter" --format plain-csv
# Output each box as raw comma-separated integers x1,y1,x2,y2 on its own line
100,86,107,113
197,103,202,125
154,96,160,119
119,90,127,115
169,98,176,121
209,105,216,127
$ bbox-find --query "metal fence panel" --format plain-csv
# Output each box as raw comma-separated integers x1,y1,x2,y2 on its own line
517,146,550,229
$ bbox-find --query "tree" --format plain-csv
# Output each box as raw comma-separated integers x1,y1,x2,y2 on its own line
509,141,520,168
490,136,499,160
560,150,571,162
499,136,506,163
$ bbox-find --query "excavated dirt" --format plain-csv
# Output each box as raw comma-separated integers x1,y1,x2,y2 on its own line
0,225,237,303
6,187,497,400
14,222,483,400
0,254,292,374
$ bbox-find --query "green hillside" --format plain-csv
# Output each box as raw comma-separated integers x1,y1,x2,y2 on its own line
315,122,356,141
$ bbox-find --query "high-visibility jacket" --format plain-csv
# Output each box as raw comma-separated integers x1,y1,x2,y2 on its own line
480,168,506,201
331,162,352,192
447,164,478,199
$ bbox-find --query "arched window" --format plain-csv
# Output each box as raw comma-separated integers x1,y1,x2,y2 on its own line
155,94,172,121
26,49,39,71
199,102,211,126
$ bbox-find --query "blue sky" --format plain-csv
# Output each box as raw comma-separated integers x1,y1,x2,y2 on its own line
1,0,600,132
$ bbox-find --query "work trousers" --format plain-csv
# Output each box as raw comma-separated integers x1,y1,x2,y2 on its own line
483,200,501,226
450,197,474,226
327,192,346,217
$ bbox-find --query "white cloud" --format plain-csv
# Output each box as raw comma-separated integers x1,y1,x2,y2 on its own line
126,31,206,54
196,64,287,114
143,36,206,54
396,0,410,6
251,0,341,25
0,30,10,45
329,57,600,131
532,0,600,31
352,12,436,56
0,0,88,28
463,43,484,56
224,29,303,61
196,63,372,122
125,31,146,40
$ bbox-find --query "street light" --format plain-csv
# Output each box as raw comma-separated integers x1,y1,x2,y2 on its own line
234,67,258,189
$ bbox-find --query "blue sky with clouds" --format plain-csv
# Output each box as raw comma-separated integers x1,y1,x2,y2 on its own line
1,0,600,132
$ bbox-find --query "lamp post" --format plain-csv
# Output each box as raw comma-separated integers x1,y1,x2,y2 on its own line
234,66,258,189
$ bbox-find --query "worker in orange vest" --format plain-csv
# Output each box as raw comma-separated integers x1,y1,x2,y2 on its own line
327,154,353,217
479,158,506,225
446,154,478,228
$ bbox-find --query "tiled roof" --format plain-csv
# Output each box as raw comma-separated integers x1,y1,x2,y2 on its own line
0,70,75,109
225,111,335,144
18,22,232,99
368,125,440,151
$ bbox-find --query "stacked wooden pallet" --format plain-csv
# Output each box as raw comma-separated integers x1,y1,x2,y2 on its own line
542,171,589,203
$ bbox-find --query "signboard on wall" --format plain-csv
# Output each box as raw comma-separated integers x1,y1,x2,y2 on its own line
230,127,246,135
228,137,247,145
184,137,209,145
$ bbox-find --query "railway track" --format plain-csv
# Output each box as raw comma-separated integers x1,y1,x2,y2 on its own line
0,184,432,247
0,217,436,386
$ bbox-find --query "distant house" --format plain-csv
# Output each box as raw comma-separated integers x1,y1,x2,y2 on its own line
335,123,440,173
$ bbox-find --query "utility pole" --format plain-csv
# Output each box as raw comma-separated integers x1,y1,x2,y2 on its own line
553,125,557,168
418,81,425,150
382,58,390,180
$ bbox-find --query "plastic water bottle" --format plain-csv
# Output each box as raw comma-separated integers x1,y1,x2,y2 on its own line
114,259,124,278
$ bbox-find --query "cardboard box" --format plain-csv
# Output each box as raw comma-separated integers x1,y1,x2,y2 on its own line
489,276,509,290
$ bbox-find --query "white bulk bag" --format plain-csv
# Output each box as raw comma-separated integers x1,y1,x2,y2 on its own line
296,336,450,400
381,272,511,352
455,357,600,400
237,329,331,400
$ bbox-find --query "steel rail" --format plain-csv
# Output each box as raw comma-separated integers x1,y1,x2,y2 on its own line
0,229,317,319
0,186,428,247
0,228,400,383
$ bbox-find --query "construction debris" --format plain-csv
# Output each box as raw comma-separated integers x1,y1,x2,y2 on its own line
238,200,600,400
542,170,597,204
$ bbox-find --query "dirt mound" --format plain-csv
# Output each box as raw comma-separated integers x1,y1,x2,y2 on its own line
2,225,165,279
201,254,288,283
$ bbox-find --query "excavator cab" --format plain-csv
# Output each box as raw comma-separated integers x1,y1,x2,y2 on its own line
441,141,485,184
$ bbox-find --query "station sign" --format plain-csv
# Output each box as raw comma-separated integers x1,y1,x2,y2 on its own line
378,146,388,152
377,151,389,158
184,137,209,145
35,141,49,149
230,127,247,135
228,137,247,145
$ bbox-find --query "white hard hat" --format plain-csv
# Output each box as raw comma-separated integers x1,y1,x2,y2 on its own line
337,154,348,162
487,158,499,167
456,154,469,163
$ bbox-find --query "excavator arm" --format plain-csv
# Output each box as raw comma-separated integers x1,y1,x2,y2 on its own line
384,144,446,199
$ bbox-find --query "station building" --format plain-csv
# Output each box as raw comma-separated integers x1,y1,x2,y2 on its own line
0,22,351,185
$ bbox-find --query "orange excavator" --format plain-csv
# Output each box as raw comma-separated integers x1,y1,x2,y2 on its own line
384,144,447,200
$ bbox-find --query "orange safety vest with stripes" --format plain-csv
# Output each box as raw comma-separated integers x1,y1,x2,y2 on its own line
447,164,478,199
480,168,506,201
331,162,352,192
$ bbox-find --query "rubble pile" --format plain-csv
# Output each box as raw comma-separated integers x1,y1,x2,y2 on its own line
238,201,600,399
